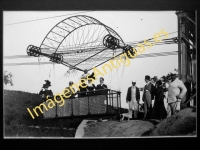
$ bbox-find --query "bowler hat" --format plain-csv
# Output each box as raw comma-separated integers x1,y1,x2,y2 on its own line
145,75,150,80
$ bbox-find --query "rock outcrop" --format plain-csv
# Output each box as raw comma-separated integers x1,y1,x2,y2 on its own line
149,107,196,136
77,107,196,137
83,120,154,137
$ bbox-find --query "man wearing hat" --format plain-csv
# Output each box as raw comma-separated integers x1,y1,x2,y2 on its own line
86,75,96,96
96,77,108,95
78,78,88,97
64,81,76,98
126,79,140,119
142,75,155,119
39,80,53,102
167,73,187,115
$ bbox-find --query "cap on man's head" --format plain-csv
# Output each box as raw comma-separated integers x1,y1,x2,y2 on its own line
100,77,104,81
132,79,136,83
145,75,151,80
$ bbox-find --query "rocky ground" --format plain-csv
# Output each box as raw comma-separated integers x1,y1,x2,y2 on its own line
77,107,196,137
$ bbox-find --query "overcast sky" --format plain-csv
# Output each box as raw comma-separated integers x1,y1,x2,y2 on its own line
3,11,178,108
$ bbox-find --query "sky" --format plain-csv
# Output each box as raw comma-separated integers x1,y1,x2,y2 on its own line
3,11,178,108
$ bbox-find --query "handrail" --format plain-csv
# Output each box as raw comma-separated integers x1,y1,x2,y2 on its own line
56,89,121,98
43,89,121,118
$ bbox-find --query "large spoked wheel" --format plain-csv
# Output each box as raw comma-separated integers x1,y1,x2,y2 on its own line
39,15,125,71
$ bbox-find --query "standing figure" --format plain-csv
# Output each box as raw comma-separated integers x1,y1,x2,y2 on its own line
86,79,96,96
78,78,88,97
80,69,90,80
96,77,108,95
142,75,154,119
126,80,140,119
167,73,187,115
39,80,53,102
64,81,76,98
152,80,167,120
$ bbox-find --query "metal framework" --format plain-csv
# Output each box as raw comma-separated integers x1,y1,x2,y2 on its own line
26,15,179,73
27,15,127,71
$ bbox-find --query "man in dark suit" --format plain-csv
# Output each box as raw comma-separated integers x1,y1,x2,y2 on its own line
126,80,140,119
142,75,155,119
96,77,108,95
78,78,88,97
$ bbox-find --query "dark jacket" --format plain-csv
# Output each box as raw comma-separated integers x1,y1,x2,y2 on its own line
96,84,108,95
86,84,96,96
78,83,88,97
126,86,140,102
39,89,53,101
64,86,75,98
155,85,164,103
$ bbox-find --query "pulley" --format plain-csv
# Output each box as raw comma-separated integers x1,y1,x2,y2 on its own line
27,45,41,57
122,45,137,58
103,34,120,50
49,53,63,64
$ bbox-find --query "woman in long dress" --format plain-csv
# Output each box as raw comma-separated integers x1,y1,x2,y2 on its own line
152,80,167,120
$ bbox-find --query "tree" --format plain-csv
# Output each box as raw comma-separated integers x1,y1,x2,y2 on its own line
4,71,14,86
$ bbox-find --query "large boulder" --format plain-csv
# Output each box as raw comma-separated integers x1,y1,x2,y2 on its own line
83,120,154,137
76,107,196,137
150,107,196,136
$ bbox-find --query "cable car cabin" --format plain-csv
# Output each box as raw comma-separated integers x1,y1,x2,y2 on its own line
42,89,121,119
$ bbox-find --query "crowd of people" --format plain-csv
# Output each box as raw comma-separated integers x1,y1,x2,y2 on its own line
38,69,196,121
126,73,196,121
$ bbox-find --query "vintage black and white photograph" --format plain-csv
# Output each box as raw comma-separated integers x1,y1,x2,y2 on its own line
3,10,197,138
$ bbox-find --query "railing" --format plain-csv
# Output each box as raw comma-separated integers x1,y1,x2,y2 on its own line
43,89,121,118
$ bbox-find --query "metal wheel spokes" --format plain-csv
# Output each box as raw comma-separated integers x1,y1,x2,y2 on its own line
39,15,125,71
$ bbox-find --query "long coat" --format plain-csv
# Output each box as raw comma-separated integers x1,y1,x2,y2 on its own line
126,86,140,102
152,85,167,119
